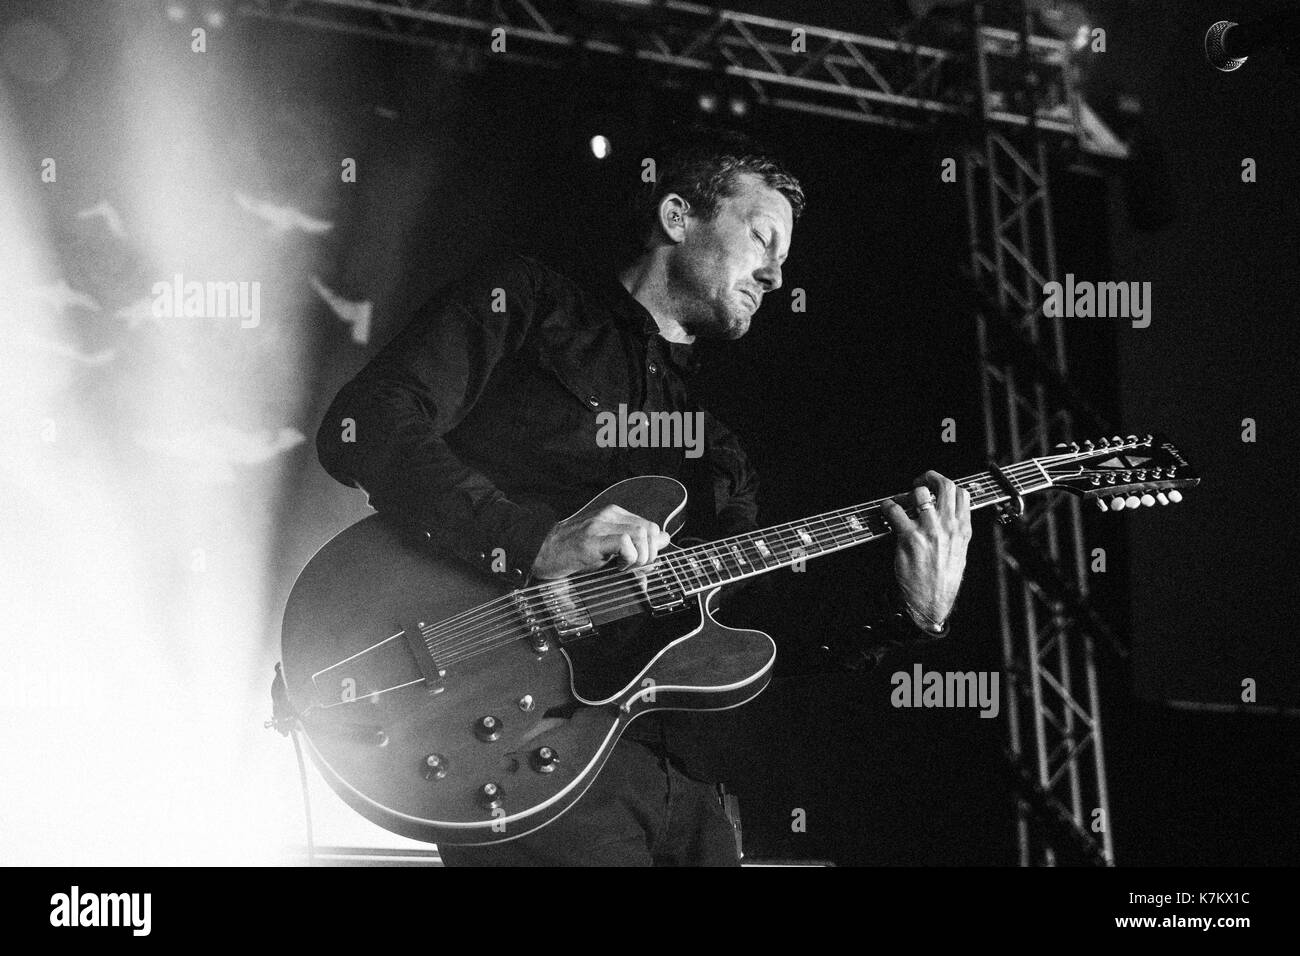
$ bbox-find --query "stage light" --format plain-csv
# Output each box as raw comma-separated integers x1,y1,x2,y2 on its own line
696,91,718,113
164,2,188,22
589,134,612,159
1073,25,1091,50
200,1,230,29
727,95,749,118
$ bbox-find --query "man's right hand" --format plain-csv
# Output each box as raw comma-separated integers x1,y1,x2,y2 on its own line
530,504,672,580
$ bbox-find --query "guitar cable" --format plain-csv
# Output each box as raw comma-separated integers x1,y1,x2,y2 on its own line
268,662,317,866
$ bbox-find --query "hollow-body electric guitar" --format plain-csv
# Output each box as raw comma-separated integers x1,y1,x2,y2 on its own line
279,433,1197,845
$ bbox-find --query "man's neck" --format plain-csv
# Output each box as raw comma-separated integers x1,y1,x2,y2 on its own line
618,255,695,344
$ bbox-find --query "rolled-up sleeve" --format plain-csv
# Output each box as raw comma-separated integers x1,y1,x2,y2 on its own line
316,254,559,579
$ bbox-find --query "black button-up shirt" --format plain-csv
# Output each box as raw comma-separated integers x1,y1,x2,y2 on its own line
316,254,760,583
316,253,946,780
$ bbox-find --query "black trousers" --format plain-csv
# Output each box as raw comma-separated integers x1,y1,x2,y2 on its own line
437,739,740,867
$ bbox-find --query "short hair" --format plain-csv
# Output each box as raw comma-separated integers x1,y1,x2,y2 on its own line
632,127,805,246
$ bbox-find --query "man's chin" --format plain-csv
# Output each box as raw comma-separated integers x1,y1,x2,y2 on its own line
693,313,750,341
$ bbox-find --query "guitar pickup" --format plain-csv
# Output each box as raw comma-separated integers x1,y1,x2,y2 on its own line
640,568,686,616
647,590,686,616
538,582,596,643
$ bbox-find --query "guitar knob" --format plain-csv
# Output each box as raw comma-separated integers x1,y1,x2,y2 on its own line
1124,495,1141,509
423,753,448,781
1110,497,1127,511
1167,489,1183,503
475,715,503,742
1156,491,1170,505
532,746,560,773
477,782,505,810
1140,493,1156,507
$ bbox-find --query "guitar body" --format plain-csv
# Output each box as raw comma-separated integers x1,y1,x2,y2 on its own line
280,476,776,846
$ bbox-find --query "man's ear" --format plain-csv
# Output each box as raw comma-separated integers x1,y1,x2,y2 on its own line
658,194,690,242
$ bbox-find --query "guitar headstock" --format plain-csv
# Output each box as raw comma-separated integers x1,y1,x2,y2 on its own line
1040,433,1200,511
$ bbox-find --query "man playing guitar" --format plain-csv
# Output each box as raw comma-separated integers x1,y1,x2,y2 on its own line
315,129,972,865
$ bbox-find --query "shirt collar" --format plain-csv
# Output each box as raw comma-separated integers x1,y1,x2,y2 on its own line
601,274,701,375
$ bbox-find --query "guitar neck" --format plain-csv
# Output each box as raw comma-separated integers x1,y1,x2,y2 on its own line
659,463,1052,597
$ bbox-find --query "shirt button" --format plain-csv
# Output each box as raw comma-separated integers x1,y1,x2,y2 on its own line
586,394,600,407
648,361,659,374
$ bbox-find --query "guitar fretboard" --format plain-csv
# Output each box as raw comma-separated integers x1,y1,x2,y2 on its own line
647,467,1050,597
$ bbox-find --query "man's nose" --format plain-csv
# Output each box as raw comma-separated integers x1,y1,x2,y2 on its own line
757,262,782,293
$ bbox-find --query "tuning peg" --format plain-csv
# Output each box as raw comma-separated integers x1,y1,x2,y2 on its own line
1125,434,1138,443
1111,435,1123,445
1097,437,1110,448
1124,494,1141,508
1167,489,1183,504
1096,498,1109,512
1109,497,1127,511
1156,491,1170,505
1140,493,1156,507
1083,440,1094,451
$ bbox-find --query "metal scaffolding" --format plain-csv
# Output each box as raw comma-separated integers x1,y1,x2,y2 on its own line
236,0,1126,149
235,0,1121,865
963,2,1114,866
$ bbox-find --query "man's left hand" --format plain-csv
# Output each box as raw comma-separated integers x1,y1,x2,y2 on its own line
879,470,973,628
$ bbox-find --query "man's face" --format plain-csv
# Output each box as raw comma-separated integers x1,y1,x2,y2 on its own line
666,172,793,340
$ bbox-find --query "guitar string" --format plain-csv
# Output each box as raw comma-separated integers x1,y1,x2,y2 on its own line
416,444,1115,649
422,441,1121,643
431,485,1017,667
431,490,1014,668
417,457,1062,655
419,459,1063,663
428,442,1167,668
418,444,1138,660
423,467,1046,666
422,475,1003,658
